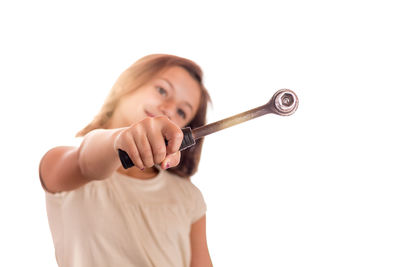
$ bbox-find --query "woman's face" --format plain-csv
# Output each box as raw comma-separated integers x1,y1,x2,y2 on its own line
110,66,202,129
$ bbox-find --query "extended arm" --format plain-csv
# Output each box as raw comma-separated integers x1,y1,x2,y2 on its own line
39,128,123,193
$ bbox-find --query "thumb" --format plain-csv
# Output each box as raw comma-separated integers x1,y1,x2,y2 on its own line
161,151,181,170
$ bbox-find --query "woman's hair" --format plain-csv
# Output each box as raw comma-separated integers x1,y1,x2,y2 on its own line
76,54,212,178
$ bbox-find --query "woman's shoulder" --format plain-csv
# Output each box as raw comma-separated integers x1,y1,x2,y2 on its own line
164,170,203,196
165,170,191,185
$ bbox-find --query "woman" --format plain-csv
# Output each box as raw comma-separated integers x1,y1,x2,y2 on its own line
39,54,213,267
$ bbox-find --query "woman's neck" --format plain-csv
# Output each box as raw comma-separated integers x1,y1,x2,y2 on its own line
116,166,159,180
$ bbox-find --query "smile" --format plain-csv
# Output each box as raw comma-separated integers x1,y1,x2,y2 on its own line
145,110,155,117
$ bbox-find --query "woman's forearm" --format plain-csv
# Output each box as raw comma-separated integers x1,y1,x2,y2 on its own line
78,128,125,180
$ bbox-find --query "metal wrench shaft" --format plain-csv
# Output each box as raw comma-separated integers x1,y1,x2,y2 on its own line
192,104,273,140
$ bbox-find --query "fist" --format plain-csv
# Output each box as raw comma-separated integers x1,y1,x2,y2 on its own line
114,116,183,170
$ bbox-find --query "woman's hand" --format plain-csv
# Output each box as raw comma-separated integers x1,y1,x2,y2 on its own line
113,116,184,170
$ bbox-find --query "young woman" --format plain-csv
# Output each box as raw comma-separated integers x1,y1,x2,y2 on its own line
39,54,213,267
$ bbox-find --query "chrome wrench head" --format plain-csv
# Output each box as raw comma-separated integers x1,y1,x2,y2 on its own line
271,89,299,116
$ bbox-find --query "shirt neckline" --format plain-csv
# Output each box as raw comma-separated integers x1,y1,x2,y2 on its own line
112,165,166,190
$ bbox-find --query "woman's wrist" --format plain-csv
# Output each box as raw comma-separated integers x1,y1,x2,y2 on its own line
78,128,126,180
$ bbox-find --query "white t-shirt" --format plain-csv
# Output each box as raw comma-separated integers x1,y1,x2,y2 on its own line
45,168,207,267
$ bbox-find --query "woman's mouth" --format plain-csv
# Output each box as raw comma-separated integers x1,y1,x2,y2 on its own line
145,110,155,117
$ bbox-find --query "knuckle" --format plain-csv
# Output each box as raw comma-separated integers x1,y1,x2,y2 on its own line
156,115,169,123
140,117,154,128
176,130,184,139
129,125,142,137
142,117,152,123
174,131,184,141
158,115,168,120
116,135,133,151
119,129,131,141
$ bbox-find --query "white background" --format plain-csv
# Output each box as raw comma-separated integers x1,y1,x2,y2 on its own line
1,0,399,266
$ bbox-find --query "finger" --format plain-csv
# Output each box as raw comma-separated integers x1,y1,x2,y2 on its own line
147,129,166,165
115,132,145,170
127,139,145,170
161,151,181,170
161,121,183,155
135,133,155,168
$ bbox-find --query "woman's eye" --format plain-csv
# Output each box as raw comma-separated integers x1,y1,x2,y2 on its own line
157,87,167,96
177,109,186,119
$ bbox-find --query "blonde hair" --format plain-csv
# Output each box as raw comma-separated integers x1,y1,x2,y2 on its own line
76,54,212,178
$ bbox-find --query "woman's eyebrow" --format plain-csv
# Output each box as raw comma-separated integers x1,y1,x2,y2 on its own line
183,102,193,111
160,78,175,92
159,78,193,111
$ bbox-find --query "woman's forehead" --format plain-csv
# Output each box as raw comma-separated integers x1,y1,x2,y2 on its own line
157,66,198,85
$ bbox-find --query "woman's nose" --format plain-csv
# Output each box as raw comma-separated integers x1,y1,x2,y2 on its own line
159,101,175,119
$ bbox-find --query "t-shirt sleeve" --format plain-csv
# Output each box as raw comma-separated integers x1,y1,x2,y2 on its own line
189,182,207,224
